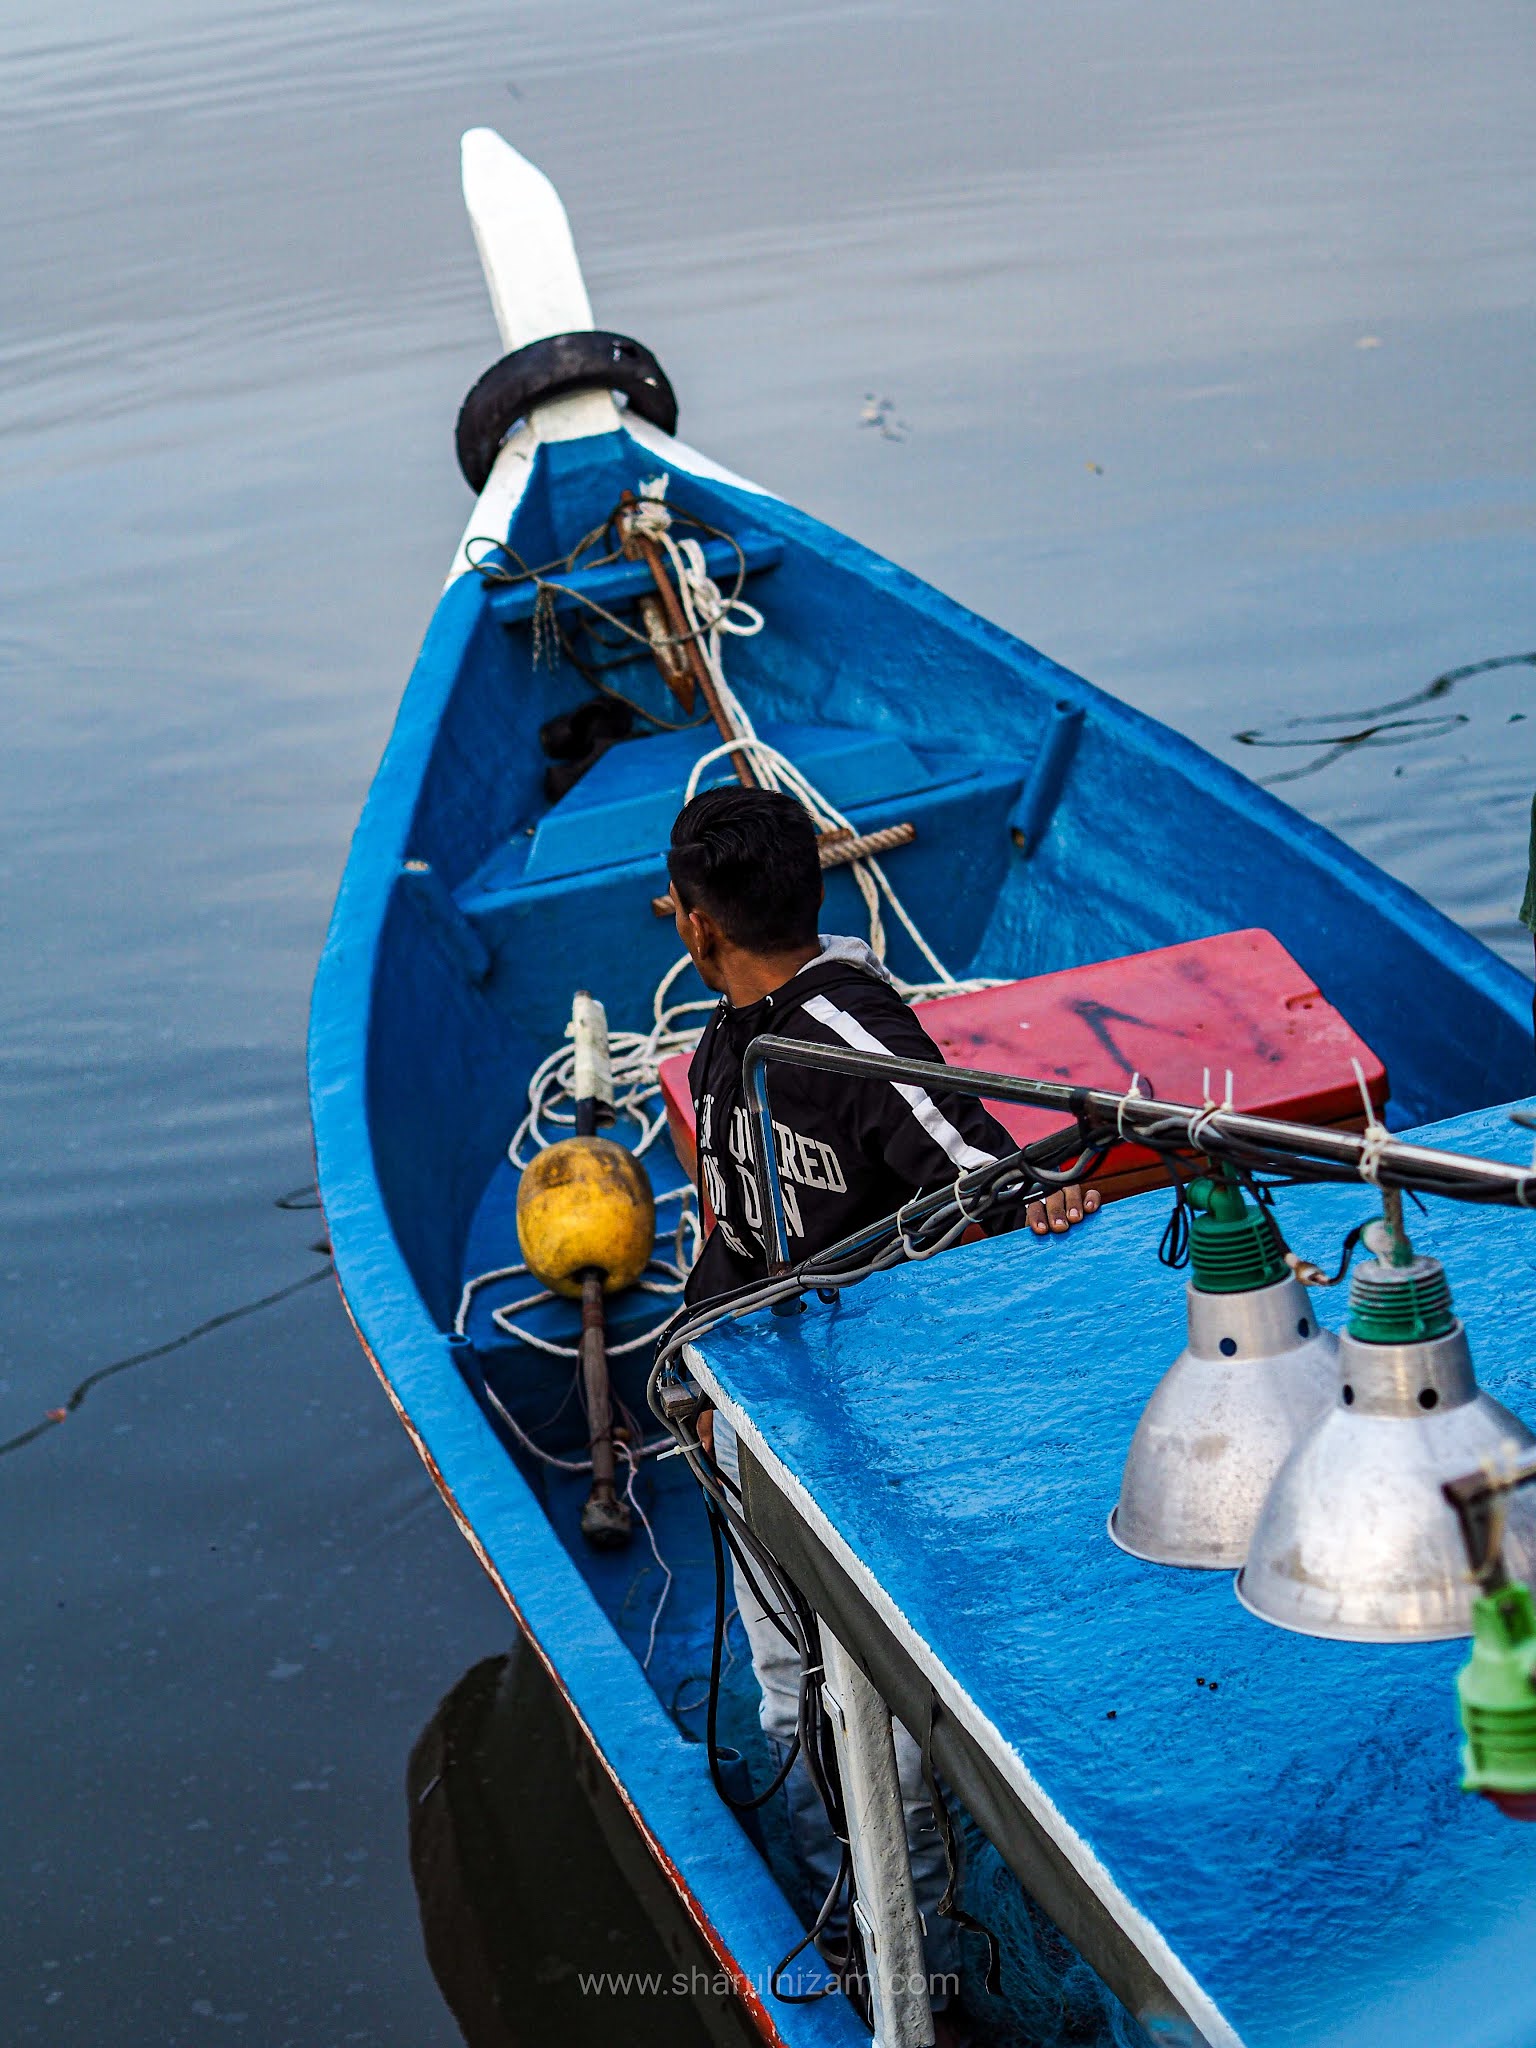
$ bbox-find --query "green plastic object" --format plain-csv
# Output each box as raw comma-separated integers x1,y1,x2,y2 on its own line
1458,1580,1536,1802
1347,1256,1456,1345
1186,1176,1287,1295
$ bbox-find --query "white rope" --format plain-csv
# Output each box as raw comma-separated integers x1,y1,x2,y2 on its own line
895,1190,970,1262
951,1162,993,1224
681,732,995,998
1357,1129,1390,1184
1115,1072,1144,1140
629,472,673,540
480,1393,674,1672
482,1380,594,1472
664,528,766,651
653,469,996,1003
480,1378,671,1475
1352,1056,1391,1185
458,1225,690,1362
454,1262,534,1338
487,1257,688,1361
1186,1067,1235,1154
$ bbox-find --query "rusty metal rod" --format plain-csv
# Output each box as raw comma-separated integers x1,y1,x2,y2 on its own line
619,491,755,786
636,591,695,713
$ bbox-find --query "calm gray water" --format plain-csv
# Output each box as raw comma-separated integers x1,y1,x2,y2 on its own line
3,2,1532,2040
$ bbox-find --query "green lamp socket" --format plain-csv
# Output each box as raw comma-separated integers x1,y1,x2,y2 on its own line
1346,1257,1456,1346
1186,1175,1287,1295
1458,1579,1536,1817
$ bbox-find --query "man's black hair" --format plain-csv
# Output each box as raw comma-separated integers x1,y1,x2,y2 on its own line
668,785,822,953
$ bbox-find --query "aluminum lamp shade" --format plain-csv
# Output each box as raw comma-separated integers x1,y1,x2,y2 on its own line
1111,1274,1337,1567
1238,1263,1536,1641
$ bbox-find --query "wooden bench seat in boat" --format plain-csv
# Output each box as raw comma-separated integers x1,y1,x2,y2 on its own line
659,928,1388,1197
447,723,1032,1041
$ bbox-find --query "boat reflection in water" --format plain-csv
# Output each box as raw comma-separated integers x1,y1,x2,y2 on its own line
406,1630,1144,2048
406,1637,733,2048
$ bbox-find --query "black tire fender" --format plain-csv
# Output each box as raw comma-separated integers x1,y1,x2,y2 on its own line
455,331,679,492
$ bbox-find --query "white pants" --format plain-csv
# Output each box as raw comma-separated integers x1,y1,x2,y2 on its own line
712,1413,960,1989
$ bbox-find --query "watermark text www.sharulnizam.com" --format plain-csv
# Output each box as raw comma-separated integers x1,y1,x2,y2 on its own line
575,1965,959,2000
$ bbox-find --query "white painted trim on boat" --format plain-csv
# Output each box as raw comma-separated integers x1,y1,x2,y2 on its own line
443,414,777,586
625,415,776,499
683,1347,1246,2048
444,421,539,586
820,1625,935,2048
462,126,601,355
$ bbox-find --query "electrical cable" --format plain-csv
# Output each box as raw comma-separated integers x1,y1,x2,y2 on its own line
622,1441,672,1671
770,1847,856,2003
704,1498,802,1809
684,1435,854,1877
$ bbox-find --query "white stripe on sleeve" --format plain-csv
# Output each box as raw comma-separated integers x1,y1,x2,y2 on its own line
801,994,999,1172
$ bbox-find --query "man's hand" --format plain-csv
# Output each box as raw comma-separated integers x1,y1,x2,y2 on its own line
697,1406,715,1458
1026,1184,1101,1236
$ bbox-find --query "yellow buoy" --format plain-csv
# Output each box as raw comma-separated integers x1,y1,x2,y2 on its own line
516,1135,655,1299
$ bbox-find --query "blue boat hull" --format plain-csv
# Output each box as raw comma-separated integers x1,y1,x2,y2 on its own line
309,421,1532,2044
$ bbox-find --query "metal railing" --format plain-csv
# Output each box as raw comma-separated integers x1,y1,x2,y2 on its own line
740,1033,1536,1275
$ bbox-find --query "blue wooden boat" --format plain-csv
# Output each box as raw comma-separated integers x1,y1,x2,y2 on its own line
309,131,1536,2047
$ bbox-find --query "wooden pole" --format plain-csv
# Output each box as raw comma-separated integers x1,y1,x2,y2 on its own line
577,1268,630,1548
572,1020,631,1550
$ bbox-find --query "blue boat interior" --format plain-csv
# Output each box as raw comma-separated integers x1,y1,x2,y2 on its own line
332,425,1536,2041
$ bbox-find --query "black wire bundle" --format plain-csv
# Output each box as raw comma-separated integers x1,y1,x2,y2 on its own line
1108,1099,1534,1208
646,1119,1104,2002
690,1441,859,2002
463,494,753,732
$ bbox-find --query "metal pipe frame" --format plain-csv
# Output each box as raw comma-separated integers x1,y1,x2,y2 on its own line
741,1032,1536,1276
820,1627,936,2048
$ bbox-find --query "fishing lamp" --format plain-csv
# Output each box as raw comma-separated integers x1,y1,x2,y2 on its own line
1110,1174,1336,1568
1237,1202,1536,1640
1457,1580,1536,1819
1442,1451,1536,1818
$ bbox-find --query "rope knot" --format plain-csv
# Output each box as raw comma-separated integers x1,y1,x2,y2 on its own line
1187,1068,1235,1152
1351,1057,1390,1184
629,474,673,541
1116,1071,1147,1139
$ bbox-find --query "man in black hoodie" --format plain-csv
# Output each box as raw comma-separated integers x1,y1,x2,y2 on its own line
670,784,1098,1308
668,786,1096,2031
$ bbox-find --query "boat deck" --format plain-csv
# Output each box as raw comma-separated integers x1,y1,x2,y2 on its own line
687,1098,1536,2048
